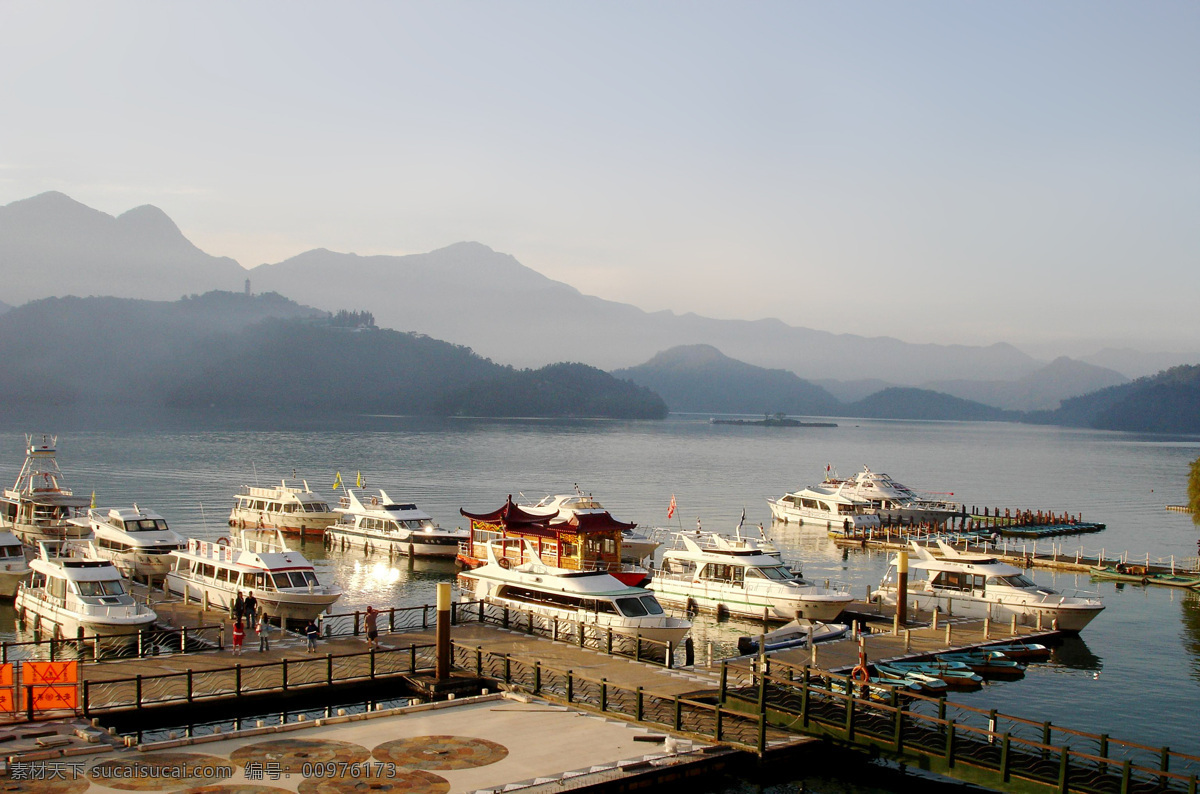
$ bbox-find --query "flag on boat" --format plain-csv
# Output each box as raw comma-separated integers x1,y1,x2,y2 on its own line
667,494,676,519
333,471,343,491
356,471,363,488
736,507,745,531
90,490,95,509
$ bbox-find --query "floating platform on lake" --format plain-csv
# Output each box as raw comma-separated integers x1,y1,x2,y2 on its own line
710,418,837,428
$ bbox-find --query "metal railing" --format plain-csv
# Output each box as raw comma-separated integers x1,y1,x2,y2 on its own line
1,624,225,663
724,658,1200,793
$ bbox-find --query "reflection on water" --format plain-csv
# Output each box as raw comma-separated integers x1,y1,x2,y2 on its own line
1182,590,1200,684
1050,634,1103,671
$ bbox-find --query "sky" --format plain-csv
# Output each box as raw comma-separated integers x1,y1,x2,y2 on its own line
1,1,1197,358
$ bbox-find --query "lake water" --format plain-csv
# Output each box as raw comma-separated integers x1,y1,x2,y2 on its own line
2,414,1198,778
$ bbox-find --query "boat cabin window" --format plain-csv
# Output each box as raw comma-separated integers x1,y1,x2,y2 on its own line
801,498,821,510
124,519,169,532
560,541,577,559
0,545,22,558
615,597,648,617
989,573,1037,588
663,558,696,577
49,577,66,600
639,595,664,615
746,566,793,581
931,572,985,592
74,579,125,597
700,564,744,585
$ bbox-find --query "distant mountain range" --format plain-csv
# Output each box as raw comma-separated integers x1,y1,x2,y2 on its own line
1,191,1196,414
1027,365,1200,434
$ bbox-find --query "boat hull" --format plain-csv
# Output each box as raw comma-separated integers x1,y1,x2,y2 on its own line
166,573,340,623
767,499,881,530
0,565,31,599
324,527,465,559
876,588,1104,633
15,593,156,642
470,592,690,645
650,577,852,623
228,509,336,537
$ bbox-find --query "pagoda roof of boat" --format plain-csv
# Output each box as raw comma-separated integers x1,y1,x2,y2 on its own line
564,512,636,532
460,495,559,526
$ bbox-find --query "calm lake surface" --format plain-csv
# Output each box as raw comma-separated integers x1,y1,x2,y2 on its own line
2,414,1198,781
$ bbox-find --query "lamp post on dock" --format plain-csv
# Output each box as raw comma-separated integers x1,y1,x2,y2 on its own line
436,582,451,681
896,550,908,627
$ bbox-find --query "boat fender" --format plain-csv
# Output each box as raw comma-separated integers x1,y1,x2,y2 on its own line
498,558,511,569
851,664,870,684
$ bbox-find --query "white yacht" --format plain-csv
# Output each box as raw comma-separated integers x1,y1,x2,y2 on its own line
228,478,338,537
167,533,342,622
72,505,184,583
459,540,692,645
824,466,960,525
326,489,467,558
873,540,1105,633
16,541,156,641
0,531,31,598
767,483,882,529
0,435,92,544
650,533,853,622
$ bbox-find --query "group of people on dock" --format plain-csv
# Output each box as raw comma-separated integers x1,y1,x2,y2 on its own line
226,591,376,656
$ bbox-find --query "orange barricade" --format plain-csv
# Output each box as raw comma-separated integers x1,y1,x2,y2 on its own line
0,663,13,713
21,660,79,712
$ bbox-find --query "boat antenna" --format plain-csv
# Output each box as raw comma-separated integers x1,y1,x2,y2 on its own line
252,461,259,486
199,501,210,534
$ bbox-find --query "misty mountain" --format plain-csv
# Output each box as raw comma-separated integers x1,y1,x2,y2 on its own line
0,192,247,304
0,292,666,420
1027,365,1200,434
811,378,896,404
921,357,1129,411
844,388,1014,422
1078,348,1200,380
0,300,9,316
612,344,841,415
247,244,1043,382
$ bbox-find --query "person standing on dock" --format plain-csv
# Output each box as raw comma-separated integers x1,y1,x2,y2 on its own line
364,606,379,650
232,619,245,655
257,613,271,652
233,590,245,623
244,591,258,627
305,619,319,653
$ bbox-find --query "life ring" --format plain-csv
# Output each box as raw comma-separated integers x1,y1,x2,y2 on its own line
851,665,870,684
217,536,230,545
498,558,512,569
371,497,379,506
238,519,246,529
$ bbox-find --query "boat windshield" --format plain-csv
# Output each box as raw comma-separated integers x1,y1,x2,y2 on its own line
990,574,1037,589
301,503,328,513
272,571,319,589
747,566,794,581
74,579,125,597
615,597,648,617
124,519,169,532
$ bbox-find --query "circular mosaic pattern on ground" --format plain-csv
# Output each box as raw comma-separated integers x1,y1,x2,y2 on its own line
230,739,371,775
177,787,291,794
371,735,509,771
296,769,449,794
88,752,232,791
0,773,89,794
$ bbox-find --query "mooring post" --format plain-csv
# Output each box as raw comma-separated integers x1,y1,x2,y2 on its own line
931,607,939,630
896,550,908,627
945,623,952,646
436,582,451,682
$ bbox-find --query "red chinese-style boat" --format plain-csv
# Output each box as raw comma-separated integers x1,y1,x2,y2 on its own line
458,495,649,587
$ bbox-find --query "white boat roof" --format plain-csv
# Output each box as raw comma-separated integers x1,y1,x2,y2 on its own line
237,479,329,503
782,484,873,506
337,488,434,521
901,540,1022,576
31,541,124,581
174,537,317,572
465,540,648,597
663,533,786,566
525,493,607,514
0,531,23,548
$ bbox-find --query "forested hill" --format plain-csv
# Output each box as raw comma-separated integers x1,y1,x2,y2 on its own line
1026,365,1200,434
0,292,668,420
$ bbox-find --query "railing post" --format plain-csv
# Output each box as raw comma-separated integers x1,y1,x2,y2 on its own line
354,610,361,636
370,648,376,680
187,669,193,703
235,664,241,698
1098,734,1109,775
800,668,810,728
566,671,574,703
893,700,904,752
423,604,430,629
409,644,417,673
636,686,644,721
1058,747,1069,794
390,607,396,632
1120,760,1132,794
502,607,508,629
1042,721,1052,760
714,703,723,742
328,653,334,684
719,662,728,705
180,627,187,654
81,680,89,718
845,685,856,740
136,674,143,709
606,628,613,656
1000,732,1011,781
534,661,541,694
50,637,56,663
476,646,483,677
674,695,682,731
945,719,955,768
504,655,511,684
600,678,607,712
1161,746,1171,772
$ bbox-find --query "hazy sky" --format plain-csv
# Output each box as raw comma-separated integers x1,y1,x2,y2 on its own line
2,2,1197,356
